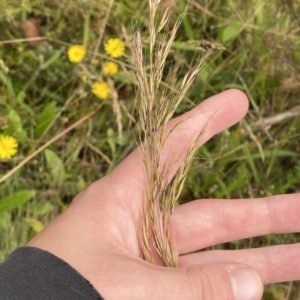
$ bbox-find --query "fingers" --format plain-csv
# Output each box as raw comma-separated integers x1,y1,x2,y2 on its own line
152,262,263,300
106,89,249,211
179,243,300,284
171,193,300,254
95,255,263,300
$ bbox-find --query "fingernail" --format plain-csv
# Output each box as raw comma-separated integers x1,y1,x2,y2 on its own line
229,267,261,300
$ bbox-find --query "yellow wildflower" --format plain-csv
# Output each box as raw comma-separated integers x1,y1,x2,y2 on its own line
92,82,109,99
68,45,86,63
81,75,87,82
104,61,118,75
0,135,18,159
104,38,125,58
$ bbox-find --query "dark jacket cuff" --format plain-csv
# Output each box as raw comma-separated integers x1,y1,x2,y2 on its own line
0,246,104,300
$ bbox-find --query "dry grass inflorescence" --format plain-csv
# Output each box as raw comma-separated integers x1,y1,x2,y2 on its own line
132,0,212,267
1,0,300,298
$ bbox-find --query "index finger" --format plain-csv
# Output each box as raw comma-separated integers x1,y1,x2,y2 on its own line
106,89,249,215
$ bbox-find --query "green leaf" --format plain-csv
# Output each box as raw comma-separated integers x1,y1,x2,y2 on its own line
8,109,28,142
76,176,86,193
45,149,65,184
0,71,15,98
25,201,55,215
221,24,241,43
0,211,12,231
23,218,45,233
178,0,195,40
41,88,65,104
114,71,132,84
16,91,34,115
35,101,56,138
172,41,198,51
0,190,36,213
41,47,65,70
18,129,28,143
8,109,22,130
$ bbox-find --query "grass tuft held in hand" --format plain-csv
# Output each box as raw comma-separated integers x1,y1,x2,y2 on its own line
133,0,212,267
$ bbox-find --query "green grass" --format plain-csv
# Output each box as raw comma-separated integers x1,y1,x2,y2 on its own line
1,0,300,298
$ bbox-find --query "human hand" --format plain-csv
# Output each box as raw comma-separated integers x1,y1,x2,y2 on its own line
28,89,300,300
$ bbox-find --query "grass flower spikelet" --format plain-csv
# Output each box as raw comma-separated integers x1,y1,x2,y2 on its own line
68,45,86,63
92,82,109,99
104,38,125,58
132,0,212,267
104,61,118,75
0,135,18,159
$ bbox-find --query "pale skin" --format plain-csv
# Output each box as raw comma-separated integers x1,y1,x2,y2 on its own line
28,89,300,299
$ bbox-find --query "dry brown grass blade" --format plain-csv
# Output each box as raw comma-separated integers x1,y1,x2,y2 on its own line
251,106,300,131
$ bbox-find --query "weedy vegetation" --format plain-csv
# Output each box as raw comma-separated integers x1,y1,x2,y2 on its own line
0,0,300,299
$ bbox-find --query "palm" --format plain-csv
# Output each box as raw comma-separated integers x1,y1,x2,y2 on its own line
85,89,300,282
91,157,300,286
29,90,300,299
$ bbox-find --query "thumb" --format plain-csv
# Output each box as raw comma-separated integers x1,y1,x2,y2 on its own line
160,263,263,300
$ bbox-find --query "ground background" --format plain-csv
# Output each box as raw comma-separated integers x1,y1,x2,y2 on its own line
0,0,300,298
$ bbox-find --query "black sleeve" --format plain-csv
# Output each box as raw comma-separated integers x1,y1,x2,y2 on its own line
0,247,105,300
